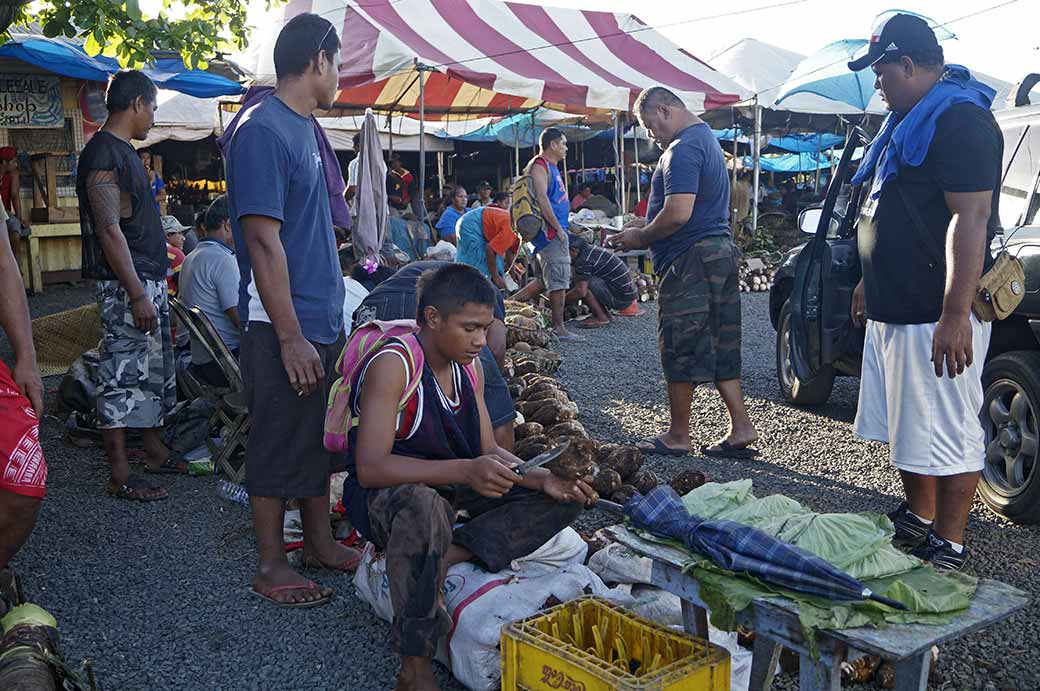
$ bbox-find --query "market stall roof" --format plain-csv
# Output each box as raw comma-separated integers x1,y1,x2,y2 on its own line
444,108,606,146
742,151,832,173
134,90,224,148
236,0,743,117
0,26,245,98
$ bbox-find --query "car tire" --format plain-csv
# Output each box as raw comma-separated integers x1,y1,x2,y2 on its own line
979,351,1040,524
776,300,836,406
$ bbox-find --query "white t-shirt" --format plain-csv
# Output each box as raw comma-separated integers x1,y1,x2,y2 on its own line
342,276,369,332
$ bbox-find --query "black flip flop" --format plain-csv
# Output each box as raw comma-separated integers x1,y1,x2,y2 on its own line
701,441,760,459
637,437,691,457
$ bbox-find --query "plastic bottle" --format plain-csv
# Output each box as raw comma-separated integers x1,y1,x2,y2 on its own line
218,480,250,506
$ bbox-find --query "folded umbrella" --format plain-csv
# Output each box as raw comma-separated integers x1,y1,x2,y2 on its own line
599,486,906,610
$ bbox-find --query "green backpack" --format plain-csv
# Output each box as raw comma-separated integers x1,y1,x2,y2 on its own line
510,161,547,243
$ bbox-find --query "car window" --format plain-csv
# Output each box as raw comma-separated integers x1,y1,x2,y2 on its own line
1000,124,1040,228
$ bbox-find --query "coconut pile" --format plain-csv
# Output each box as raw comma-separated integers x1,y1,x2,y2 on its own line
739,256,777,293
502,300,707,503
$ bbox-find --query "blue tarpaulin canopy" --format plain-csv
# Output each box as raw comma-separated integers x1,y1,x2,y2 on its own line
0,31,244,98
712,129,844,153
743,152,832,173
443,108,605,146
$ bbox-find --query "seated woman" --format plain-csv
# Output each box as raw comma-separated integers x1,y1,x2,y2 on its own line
343,264,595,691
454,197,518,290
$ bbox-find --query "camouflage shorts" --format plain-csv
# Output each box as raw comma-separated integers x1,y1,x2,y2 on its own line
96,279,176,429
657,236,742,384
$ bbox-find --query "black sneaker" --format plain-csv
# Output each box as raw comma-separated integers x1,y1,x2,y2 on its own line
911,532,968,571
886,502,931,550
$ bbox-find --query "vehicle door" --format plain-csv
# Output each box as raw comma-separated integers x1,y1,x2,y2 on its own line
789,127,871,382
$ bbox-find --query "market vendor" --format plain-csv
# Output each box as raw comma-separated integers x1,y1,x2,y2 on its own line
566,234,638,328
353,260,517,452
570,183,593,211
0,147,30,266
138,149,167,212
455,199,519,290
344,263,593,691
435,185,468,245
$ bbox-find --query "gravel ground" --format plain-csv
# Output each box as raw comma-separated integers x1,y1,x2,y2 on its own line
3,286,1035,690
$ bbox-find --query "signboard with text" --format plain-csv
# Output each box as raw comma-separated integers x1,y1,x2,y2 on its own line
0,74,64,128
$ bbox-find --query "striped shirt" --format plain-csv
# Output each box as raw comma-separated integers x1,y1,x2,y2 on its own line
573,245,637,305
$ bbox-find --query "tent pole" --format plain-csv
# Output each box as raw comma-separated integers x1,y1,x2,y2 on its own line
751,97,761,233
580,140,585,183
514,125,520,178
634,126,641,203
437,151,445,197
814,132,822,194
731,120,738,194
418,65,428,224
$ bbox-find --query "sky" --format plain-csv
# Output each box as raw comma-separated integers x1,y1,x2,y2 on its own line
518,0,1038,84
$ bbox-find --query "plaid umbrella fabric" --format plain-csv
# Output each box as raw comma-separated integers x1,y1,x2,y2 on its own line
621,486,905,608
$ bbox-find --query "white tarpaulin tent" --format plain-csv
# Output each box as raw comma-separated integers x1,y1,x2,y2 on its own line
135,90,223,148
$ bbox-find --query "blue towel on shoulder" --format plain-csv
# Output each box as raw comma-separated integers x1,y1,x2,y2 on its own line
853,65,995,199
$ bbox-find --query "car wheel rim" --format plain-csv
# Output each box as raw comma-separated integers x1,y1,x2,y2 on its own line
779,312,796,393
982,378,1039,497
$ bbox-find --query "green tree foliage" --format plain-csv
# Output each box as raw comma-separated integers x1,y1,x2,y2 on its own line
2,0,270,69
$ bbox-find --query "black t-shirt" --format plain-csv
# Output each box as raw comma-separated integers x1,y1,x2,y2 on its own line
76,131,168,281
353,260,505,324
858,103,1002,324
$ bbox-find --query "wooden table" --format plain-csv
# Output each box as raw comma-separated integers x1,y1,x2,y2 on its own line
15,221,82,293
604,525,1028,691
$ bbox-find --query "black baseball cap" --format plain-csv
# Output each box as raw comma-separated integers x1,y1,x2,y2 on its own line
847,13,940,71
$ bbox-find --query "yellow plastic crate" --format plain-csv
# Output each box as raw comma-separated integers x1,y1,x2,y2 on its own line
501,596,730,691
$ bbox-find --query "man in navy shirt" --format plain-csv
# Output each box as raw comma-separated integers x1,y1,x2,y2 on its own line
225,13,358,609
610,87,758,459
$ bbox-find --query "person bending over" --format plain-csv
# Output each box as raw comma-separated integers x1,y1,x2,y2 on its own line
344,263,595,691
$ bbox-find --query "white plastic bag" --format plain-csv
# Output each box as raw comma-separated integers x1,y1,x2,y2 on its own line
353,527,631,691
587,541,653,585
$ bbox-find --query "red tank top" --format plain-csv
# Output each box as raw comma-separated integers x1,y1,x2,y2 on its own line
0,173,13,212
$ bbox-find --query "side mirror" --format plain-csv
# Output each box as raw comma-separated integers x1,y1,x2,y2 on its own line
799,207,823,235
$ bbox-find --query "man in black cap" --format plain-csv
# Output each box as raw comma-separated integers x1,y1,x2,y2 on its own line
847,13,1002,571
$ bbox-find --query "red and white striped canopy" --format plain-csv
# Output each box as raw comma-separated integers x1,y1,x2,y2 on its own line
240,0,744,117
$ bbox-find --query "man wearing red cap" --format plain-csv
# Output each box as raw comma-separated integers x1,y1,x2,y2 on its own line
0,147,31,266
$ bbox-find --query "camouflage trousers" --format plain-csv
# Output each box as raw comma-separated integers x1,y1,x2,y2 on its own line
366,483,582,657
657,236,743,384
95,279,176,429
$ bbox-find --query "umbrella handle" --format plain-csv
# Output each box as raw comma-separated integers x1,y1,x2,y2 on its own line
865,592,908,611
594,499,625,515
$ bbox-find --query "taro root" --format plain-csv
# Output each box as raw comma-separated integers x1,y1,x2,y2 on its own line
514,435,549,461
545,438,598,480
525,388,571,405
670,469,707,496
514,422,544,441
546,421,587,440
600,446,643,481
521,381,559,400
591,468,622,496
507,381,524,401
521,373,555,388
511,341,533,353
629,469,661,494
529,400,578,427
611,484,639,505
518,399,554,419
596,444,621,464
514,360,541,376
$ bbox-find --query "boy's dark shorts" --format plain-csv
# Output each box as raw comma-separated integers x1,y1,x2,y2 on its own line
657,236,742,384
241,321,347,498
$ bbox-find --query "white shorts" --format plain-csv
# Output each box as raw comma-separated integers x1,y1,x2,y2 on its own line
853,316,991,476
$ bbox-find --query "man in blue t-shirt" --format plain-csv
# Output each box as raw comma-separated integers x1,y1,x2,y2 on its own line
224,13,358,610
527,127,582,340
610,87,758,459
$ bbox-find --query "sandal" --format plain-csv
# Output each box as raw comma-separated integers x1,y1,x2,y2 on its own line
145,458,189,475
107,475,168,502
302,550,363,574
636,437,690,457
251,581,333,608
701,441,760,459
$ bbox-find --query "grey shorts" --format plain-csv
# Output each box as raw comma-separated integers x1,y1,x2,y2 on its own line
536,232,571,292
240,321,347,498
96,279,176,429
6,217,29,239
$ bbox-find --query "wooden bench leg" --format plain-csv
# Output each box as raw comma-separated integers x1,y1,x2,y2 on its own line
748,635,782,691
680,599,709,638
798,651,842,691
893,651,930,691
